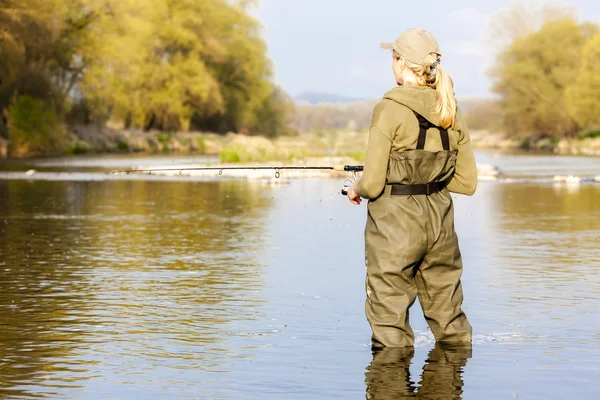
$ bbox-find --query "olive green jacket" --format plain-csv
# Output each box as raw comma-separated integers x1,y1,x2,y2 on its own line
354,86,477,199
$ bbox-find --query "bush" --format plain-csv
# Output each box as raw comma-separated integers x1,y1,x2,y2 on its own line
196,137,206,153
220,148,241,162
580,130,600,140
219,135,276,163
116,141,129,151
156,133,170,143
67,142,88,155
7,95,66,157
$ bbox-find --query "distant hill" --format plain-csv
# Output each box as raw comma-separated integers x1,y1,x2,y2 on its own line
294,92,365,105
295,92,494,108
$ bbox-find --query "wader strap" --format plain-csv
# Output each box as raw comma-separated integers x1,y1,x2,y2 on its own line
389,181,447,196
415,112,429,150
413,112,451,151
439,128,450,151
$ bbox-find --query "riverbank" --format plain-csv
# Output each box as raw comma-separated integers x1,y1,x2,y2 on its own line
2,125,600,160
470,130,600,156
1,124,370,163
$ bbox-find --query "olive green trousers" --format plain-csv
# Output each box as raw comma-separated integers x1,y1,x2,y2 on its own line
364,189,472,347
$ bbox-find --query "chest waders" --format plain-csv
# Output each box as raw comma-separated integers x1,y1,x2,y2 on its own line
364,111,472,348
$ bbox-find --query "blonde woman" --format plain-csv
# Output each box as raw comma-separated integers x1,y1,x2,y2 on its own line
347,28,477,348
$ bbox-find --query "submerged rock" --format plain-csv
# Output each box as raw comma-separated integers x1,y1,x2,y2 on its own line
554,175,584,184
476,163,503,181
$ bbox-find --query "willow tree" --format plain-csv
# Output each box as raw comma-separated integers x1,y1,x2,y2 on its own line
82,0,278,134
492,19,597,137
0,0,93,151
565,33,600,129
0,0,94,108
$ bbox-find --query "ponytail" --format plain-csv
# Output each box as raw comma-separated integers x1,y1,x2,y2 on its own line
400,52,457,129
431,64,456,129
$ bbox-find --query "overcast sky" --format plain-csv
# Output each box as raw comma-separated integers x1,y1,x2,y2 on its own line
255,0,600,99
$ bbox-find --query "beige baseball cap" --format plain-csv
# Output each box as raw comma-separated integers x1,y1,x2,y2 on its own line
381,28,441,65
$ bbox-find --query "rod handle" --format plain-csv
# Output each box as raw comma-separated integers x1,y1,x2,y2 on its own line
333,165,364,172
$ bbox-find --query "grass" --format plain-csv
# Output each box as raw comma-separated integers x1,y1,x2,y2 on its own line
217,131,369,164
346,151,366,163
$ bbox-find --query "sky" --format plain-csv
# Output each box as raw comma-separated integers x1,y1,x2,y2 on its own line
255,0,600,100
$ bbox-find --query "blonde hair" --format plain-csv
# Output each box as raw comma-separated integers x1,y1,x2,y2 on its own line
394,50,456,129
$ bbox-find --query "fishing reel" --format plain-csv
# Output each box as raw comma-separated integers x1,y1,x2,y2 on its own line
341,170,360,196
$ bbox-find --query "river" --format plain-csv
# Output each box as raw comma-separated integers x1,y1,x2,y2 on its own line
0,151,599,399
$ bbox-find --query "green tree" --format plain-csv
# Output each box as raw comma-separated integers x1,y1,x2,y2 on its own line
1,0,293,156
565,33,600,129
82,0,281,135
0,0,94,109
492,19,597,137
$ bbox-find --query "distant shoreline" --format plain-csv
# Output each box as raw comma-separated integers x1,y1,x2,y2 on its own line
2,126,600,160
470,130,600,157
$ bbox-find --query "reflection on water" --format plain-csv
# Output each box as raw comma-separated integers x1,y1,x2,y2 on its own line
0,179,272,398
467,182,600,344
0,152,599,399
365,344,471,400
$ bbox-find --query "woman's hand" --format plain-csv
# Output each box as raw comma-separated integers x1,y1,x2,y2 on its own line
347,184,362,205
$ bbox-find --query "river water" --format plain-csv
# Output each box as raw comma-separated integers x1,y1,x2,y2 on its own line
0,151,599,399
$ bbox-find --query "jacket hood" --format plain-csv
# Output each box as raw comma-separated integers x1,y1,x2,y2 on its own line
383,86,442,126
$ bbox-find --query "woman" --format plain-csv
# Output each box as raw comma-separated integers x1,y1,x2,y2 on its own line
347,28,477,348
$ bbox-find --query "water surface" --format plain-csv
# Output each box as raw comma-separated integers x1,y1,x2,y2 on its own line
0,152,599,399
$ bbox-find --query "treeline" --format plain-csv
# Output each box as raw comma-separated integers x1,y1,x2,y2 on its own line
294,101,376,132
2,0,599,158
0,0,294,156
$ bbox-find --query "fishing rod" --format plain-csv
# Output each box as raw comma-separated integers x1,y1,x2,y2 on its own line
111,165,364,195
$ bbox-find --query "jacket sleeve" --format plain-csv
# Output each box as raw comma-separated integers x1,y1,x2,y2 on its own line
446,109,477,196
354,101,393,199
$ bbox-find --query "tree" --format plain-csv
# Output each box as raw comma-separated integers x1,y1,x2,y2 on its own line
491,19,597,137
1,0,293,156
0,0,93,151
81,0,279,134
565,33,600,129
485,0,580,51
0,0,94,109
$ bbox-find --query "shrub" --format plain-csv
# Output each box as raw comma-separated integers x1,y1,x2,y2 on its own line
580,130,600,140
156,133,170,143
116,141,129,151
7,95,66,156
196,137,206,153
